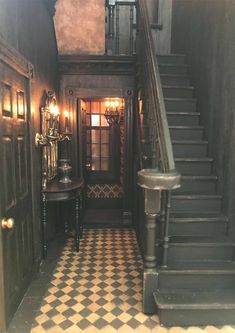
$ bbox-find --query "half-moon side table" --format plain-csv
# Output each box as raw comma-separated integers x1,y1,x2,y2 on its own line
41,178,84,259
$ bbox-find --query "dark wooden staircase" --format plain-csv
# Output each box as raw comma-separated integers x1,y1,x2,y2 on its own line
151,54,235,326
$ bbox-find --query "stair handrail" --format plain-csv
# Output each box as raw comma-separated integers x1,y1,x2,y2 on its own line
136,0,180,287
138,0,176,173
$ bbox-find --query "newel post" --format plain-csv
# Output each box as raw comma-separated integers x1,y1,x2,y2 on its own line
138,168,180,314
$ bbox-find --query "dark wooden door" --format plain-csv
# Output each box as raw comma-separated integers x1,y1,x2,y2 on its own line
0,61,34,331
78,99,122,209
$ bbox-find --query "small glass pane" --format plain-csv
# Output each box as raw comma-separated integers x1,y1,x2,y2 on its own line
86,102,91,113
92,157,100,170
86,114,91,126
92,144,100,157
91,115,100,127
17,91,25,119
101,115,108,127
3,84,12,116
86,130,91,143
91,101,99,113
100,101,107,114
101,158,109,171
91,129,100,143
101,130,109,143
101,144,109,157
86,144,91,156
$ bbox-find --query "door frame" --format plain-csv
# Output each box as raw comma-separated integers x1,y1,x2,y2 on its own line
0,37,34,332
62,87,134,222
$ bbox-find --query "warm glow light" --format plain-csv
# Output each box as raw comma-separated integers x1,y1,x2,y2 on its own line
64,110,69,118
105,101,110,108
110,101,115,108
115,100,119,107
49,104,59,116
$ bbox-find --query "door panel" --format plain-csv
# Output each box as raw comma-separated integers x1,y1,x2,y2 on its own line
0,61,34,330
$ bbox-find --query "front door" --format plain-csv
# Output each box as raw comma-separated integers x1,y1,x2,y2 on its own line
78,98,123,209
0,61,34,331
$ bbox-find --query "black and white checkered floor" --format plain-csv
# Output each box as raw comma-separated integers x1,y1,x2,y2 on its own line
31,229,159,333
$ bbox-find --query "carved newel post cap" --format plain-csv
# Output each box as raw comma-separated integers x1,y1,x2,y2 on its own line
137,168,181,191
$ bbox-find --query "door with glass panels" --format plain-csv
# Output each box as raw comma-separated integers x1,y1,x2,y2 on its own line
82,99,121,208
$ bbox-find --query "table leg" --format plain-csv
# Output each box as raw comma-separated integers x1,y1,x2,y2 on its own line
75,196,80,251
79,192,83,239
42,193,47,259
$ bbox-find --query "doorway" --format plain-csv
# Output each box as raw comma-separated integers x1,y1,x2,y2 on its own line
78,98,124,213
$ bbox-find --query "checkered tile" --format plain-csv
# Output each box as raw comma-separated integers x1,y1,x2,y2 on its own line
31,229,159,332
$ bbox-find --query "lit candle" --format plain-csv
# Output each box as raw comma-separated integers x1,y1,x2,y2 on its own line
64,110,69,133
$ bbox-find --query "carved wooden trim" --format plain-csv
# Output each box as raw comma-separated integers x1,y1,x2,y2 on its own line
58,55,136,76
0,37,34,79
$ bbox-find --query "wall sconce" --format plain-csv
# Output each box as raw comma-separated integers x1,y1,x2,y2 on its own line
104,99,122,125
35,91,71,147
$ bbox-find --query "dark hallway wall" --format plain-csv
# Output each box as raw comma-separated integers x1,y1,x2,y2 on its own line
0,0,58,261
171,0,235,239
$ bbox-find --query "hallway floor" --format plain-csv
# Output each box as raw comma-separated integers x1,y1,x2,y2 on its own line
7,228,235,333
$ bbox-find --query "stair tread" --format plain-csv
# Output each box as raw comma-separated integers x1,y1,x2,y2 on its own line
167,112,200,115
172,194,222,199
162,85,194,89
159,63,188,67
172,140,208,144
170,235,233,245
169,125,204,129
154,289,235,309
181,175,217,180
165,97,196,101
159,260,235,272
175,157,213,161
171,214,227,222
160,74,189,78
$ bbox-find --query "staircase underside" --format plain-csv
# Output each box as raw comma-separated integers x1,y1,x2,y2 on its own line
143,53,235,326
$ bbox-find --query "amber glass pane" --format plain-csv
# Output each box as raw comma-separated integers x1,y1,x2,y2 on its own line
86,102,91,113
86,144,91,156
100,101,107,114
91,101,99,113
92,157,100,170
91,144,100,157
91,115,100,127
101,158,109,171
86,130,91,143
101,144,109,157
101,130,109,143
91,129,100,143
86,114,91,126
101,115,108,127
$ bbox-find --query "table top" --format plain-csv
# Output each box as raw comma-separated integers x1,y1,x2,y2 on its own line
42,177,84,193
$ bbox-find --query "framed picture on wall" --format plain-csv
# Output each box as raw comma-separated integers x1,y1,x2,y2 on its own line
17,91,25,119
2,84,12,117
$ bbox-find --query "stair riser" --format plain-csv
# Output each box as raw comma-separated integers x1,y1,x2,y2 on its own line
158,273,235,290
173,143,207,158
175,179,217,194
160,76,190,86
158,309,235,326
165,99,197,113
171,197,222,213
159,65,188,75
175,161,212,176
168,245,234,261
169,221,227,236
163,88,194,99
170,128,204,141
167,114,199,126
157,55,185,64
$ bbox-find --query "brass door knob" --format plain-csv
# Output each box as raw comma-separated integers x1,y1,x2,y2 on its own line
1,218,15,230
